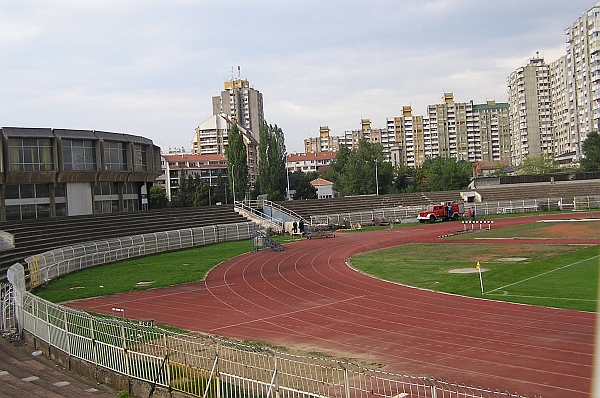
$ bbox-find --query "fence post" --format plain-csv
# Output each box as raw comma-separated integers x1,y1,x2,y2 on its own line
89,314,98,367
338,362,350,398
63,309,71,361
425,378,437,398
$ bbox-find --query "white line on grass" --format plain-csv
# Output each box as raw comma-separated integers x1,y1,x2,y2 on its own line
485,255,599,295
483,293,597,302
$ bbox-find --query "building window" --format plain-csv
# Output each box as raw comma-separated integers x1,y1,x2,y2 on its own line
105,141,127,171
134,144,147,171
4,184,52,220
62,140,96,170
8,138,54,171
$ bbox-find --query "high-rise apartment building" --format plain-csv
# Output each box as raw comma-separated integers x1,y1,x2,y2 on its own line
549,55,573,164
387,107,425,167
304,126,340,153
471,101,511,163
565,2,600,162
212,78,264,138
507,56,554,166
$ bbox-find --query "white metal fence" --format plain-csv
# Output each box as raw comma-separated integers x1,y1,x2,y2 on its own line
2,284,526,398
24,221,259,288
309,196,600,227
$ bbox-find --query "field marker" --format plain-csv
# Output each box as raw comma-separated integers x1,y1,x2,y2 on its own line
476,262,484,294
486,255,599,295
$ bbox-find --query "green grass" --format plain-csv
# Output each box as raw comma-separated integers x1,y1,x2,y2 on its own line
33,240,253,303
350,244,598,311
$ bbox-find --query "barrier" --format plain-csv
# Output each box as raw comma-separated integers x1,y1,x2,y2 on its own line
462,220,495,231
1,284,526,398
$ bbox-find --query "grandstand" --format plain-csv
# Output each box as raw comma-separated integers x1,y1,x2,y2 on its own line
0,205,249,283
275,179,600,222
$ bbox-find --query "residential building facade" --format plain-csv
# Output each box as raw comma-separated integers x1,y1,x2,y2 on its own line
286,151,337,173
304,126,340,153
212,78,264,138
191,113,258,191
160,154,228,200
507,56,554,166
565,2,600,163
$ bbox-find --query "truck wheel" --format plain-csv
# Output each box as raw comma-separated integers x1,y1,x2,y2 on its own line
452,213,459,221
429,216,436,224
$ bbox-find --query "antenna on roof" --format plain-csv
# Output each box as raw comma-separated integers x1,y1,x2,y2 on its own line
238,65,241,79
230,66,234,81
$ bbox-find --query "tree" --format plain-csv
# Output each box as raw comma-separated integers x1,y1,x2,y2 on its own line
293,174,318,200
148,185,168,209
581,131,600,171
257,122,287,201
517,155,558,175
225,123,248,202
417,157,472,191
329,144,351,194
337,139,386,196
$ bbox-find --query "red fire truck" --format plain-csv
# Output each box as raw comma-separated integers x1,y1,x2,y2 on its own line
417,202,464,223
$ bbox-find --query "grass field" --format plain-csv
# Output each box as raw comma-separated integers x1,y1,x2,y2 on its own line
350,243,598,311
33,239,252,303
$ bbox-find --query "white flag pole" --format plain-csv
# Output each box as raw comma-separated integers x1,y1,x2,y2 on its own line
476,262,484,294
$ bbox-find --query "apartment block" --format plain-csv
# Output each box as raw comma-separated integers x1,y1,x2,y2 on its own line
565,2,600,162
507,56,553,166
191,113,258,189
304,126,340,153
162,154,228,200
286,151,337,173
212,78,264,138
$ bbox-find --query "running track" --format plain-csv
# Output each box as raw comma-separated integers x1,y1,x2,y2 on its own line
67,214,598,397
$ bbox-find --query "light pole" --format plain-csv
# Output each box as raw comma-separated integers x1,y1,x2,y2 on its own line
375,159,379,195
232,164,236,203
286,168,291,200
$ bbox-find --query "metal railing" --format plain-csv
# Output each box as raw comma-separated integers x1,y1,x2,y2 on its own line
308,196,600,227
234,200,284,231
24,222,259,288
2,283,527,398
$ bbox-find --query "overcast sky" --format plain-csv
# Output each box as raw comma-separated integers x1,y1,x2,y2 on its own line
1,0,597,153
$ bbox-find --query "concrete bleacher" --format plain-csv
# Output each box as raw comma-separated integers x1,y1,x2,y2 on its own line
0,205,249,283
0,337,116,397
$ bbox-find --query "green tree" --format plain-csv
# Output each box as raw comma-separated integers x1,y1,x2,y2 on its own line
339,138,386,196
293,174,318,200
148,185,168,209
581,131,600,171
517,155,558,175
193,182,217,206
225,123,248,202
329,144,351,194
257,122,287,201
392,164,412,193
418,157,472,191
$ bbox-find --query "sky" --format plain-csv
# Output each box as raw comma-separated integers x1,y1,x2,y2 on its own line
1,0,597,154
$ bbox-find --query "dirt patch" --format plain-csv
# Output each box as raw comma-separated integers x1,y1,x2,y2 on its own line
538,219,599,239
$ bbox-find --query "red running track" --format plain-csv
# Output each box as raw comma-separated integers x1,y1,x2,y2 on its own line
67,214,598,397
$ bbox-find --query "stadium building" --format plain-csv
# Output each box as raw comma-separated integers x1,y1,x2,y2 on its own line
0,127,161,221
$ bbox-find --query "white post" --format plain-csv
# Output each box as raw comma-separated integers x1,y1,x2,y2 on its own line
477,262,484,294
375,159,379,195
